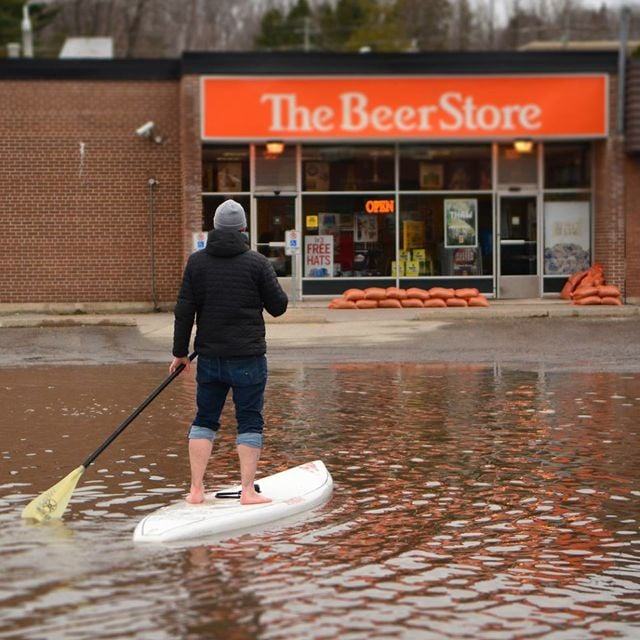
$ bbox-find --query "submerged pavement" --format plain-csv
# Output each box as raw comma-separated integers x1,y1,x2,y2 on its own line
0,308,639,372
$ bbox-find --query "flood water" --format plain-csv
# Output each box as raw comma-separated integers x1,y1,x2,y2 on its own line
1,363,640,639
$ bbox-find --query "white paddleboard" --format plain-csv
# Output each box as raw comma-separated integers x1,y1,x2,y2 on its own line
133,460,333,543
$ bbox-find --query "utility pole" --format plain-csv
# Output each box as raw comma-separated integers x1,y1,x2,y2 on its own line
21,4,33,57
303,16,310,52
489,0,495,50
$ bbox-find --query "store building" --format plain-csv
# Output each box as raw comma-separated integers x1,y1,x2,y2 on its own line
1,51,639,308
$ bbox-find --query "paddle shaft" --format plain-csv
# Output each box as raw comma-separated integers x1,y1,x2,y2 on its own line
82,352,197,468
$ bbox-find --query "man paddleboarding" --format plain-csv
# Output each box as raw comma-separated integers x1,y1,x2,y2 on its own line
170,199,288,505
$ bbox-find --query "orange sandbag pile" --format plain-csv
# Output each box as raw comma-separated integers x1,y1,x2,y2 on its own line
562,264,624,306
328,286,490,309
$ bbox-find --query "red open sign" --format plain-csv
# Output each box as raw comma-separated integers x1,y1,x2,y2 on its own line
365,199,395,214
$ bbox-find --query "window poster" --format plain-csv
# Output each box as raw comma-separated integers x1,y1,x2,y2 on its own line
419,162,444,190
304,161,330,191
305,235,334,277
318,213,341,255
444,199,478,248
217,162,242,192
318,213,339,235
354,214,378,243
403,220,425,250
544,201,590,274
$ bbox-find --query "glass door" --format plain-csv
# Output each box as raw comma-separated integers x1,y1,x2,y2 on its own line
498,195,539,298
254,196,296,277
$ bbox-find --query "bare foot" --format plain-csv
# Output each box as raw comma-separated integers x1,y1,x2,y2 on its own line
186,485,205,504
240,489,272,505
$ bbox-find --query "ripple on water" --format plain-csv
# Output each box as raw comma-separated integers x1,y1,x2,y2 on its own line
0,364,640,639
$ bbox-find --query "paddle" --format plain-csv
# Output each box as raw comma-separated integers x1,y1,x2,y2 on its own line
21,352,197,523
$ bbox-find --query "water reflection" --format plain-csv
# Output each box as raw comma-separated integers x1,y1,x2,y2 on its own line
1,364,640,639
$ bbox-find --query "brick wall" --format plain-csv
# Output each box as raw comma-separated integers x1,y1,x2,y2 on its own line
0,80,183,305
593,74,627,295
179,75,203,263
625,154,640,302
1,70,638,306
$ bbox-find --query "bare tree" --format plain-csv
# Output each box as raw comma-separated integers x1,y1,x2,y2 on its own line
38,0,265,57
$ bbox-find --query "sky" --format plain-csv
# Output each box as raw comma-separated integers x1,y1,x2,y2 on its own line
480,0,639,28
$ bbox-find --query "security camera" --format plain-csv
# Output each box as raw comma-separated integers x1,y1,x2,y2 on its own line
135,121,155,138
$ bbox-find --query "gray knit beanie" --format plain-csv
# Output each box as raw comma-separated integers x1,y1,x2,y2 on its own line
213,199,247,232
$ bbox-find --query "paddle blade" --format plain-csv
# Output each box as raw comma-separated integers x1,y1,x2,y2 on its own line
21,465,85,522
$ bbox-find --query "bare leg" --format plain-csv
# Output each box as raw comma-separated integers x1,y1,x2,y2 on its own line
238,444,271,505
187,439,213,504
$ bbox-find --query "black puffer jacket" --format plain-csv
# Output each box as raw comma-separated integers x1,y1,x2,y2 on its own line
172,230,288,358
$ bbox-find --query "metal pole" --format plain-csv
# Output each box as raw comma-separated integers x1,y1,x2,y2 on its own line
291,251,297,307
489,0,495,50
617,5,631,136
21,4,33,57
148,178,159,311
303,16,310,52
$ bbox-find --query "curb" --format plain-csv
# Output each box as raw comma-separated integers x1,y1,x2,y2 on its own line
0,305,637,329
0,317,137,329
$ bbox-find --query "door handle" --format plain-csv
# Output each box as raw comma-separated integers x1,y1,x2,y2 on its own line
500,239,526,245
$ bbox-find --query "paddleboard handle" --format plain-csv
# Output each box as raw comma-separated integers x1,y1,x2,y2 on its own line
215,484,261,499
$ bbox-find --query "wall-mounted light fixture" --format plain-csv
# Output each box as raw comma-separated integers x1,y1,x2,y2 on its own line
513,139,533,154
265,140,285,155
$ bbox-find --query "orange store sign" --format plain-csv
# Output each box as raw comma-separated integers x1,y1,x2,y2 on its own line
201,75,607,140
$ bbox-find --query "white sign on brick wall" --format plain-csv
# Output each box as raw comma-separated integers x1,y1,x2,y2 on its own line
193,232,208,252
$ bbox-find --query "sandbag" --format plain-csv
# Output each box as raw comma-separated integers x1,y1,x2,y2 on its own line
598,285,621,298
560,280,574,300
429,287,455,300
468,296,489,307
455,288,479,299
356,299,378,309
378,298,402,308
330,299,357,309
406,287,430,301
561,269,589,299
601,296,623,306
446,298,468,307
344,288,366,302
400,298,424,308
580,264,604,288
364,287,387,301
386,287,408,300
573,296,601,305
572,286,599,300
423,298,447,308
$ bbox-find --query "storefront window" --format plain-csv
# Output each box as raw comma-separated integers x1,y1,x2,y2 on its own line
399,194,493,276
202,195,251,234
302,145,394,191
255,144,297,192
543,193,591,275
202,145,250,192
302,195,395,277
498,143,538,187
256,196,294,276
544,143,591,189
400,145,491,191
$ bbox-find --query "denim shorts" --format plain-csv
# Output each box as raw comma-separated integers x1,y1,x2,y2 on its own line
189,355,268,449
